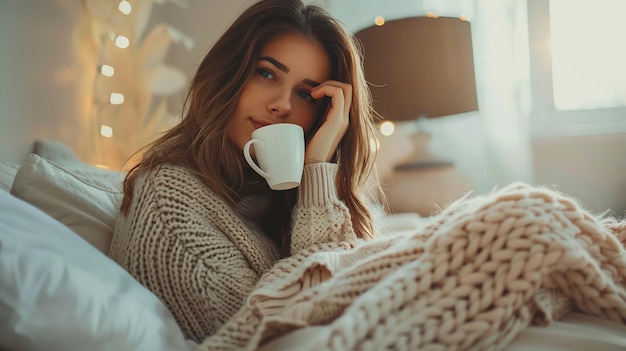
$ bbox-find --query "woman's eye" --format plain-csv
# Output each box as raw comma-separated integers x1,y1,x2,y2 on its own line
297,90,314,101
256,68,274,80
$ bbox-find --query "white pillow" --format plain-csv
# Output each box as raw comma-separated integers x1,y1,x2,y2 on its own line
0,161,19,192
0,191,191,351
10,154,124,253
33,139,82,165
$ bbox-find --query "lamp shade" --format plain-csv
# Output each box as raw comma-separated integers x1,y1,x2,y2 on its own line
355,16,479,120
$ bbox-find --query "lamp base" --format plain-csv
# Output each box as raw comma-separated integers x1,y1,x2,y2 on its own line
395,160,454,171
382,163,474,216
399,129,455,169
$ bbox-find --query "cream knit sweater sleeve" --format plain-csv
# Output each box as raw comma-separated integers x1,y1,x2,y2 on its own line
108,165,280,342
290,162,358,254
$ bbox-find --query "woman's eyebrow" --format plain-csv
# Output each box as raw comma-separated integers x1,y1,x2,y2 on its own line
258,56,321,87
259,56,289,73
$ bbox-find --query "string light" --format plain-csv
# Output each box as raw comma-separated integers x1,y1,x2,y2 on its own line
93,3,134,151
85,0,192,167
114,34,130,48
379,121,396,136
90,1,138,165
100,125,114,138
374,16,385,26
109,93,125,105
99,64,115,77
118,0,132,15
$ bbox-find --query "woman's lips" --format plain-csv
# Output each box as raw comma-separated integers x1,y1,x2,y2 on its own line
250,118,271,129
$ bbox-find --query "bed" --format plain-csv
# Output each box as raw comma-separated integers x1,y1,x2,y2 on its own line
1,140,625,351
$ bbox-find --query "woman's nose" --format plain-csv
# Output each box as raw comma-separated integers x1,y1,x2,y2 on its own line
267,90,291,117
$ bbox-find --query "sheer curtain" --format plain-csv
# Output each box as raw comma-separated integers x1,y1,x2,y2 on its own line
467,0,534,190
327,0,534,194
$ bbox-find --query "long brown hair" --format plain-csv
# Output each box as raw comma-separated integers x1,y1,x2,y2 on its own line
120,0,381,252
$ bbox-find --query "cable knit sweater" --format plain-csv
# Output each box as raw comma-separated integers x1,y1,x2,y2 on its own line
108,162,357,342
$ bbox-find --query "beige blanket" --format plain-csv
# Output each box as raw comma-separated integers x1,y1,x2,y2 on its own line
198,183,626,351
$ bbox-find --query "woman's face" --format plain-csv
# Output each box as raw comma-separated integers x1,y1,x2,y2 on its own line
227,33,331,152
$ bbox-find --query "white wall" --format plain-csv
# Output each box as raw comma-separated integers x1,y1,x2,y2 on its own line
533,134,626,215
0,0,87,163
149,0,257,114
0,0,624,215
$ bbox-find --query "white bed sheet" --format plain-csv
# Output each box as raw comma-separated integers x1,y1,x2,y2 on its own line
507,312,626,351
258,312,626,350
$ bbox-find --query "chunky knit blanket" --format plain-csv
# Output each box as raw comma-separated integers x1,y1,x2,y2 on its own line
198,183,626,351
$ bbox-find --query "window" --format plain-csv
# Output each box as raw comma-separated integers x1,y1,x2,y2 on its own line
527,0,626,137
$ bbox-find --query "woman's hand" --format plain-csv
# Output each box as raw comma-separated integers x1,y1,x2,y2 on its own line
305,80,352,163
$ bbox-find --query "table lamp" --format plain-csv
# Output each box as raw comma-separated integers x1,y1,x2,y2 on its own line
355,15,479,170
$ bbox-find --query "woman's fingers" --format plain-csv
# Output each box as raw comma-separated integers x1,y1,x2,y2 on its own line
311,81,352,128
305,80,352,163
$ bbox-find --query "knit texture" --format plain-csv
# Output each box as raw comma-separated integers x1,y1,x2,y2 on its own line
108,162,356,342
197,182,626,351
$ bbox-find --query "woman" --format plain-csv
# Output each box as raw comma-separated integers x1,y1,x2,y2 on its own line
111,1,626,349
108,0,379,342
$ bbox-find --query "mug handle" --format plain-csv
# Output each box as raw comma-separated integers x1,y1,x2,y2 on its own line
243,139,269,179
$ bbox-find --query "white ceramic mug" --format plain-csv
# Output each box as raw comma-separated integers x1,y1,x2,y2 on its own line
243,123,305,190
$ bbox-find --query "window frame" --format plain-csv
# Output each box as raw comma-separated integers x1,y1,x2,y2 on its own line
527,0,626,138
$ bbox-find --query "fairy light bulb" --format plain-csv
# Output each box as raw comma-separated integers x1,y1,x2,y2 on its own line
100,125,114,138
374,16,385,26
109,92,125,105
379,121,395,136
114,35,130,49
118,0,132,15
99,64,115,77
